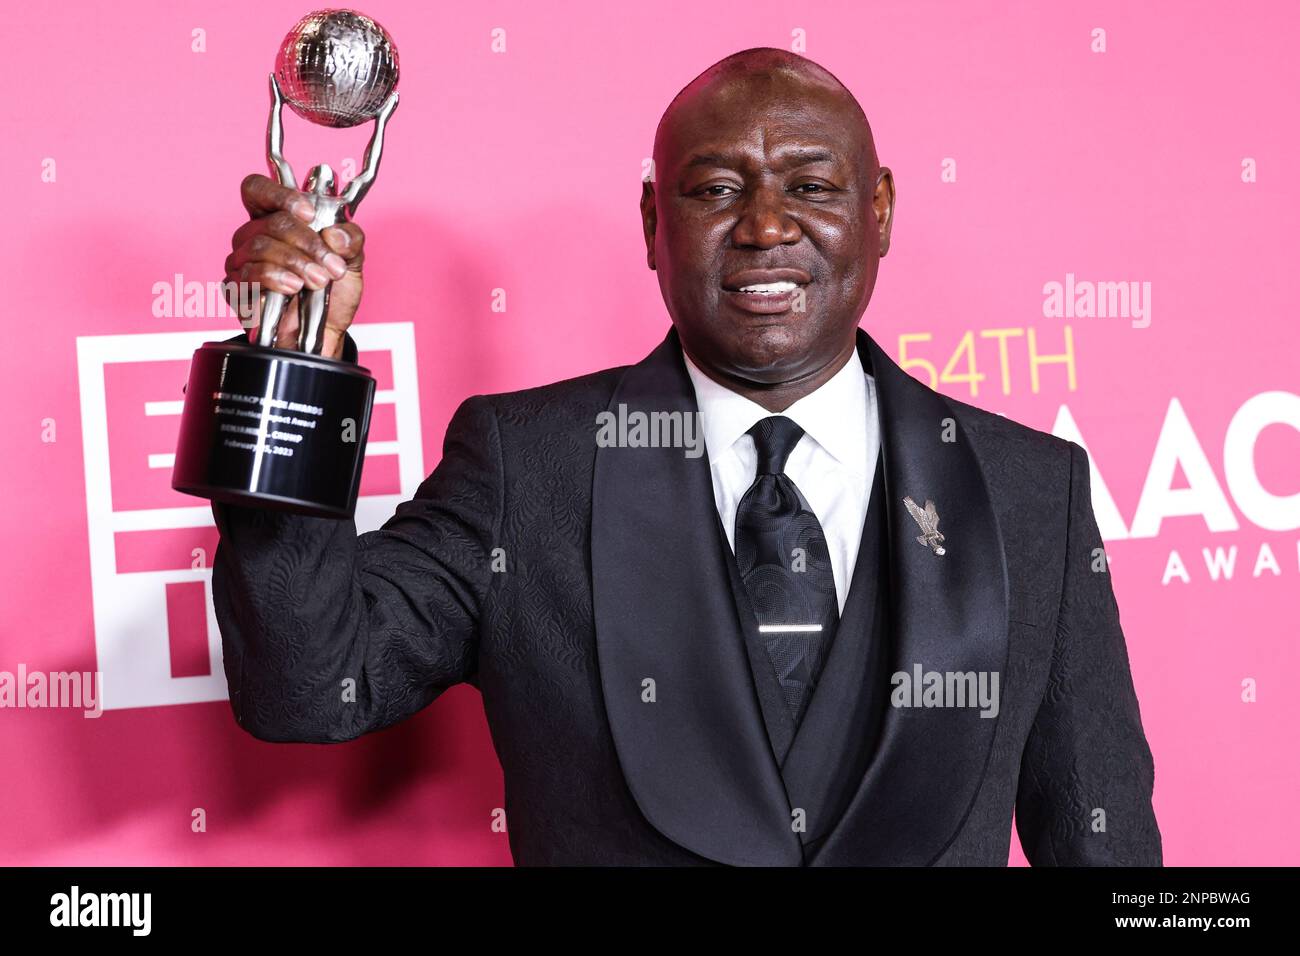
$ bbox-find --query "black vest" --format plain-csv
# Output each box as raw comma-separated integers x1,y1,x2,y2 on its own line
719,453,891,861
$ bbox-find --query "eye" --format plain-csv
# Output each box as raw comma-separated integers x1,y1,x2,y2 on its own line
698,184,738,198
793,182,832,195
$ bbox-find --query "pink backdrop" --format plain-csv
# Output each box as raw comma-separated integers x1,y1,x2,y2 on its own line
2,0,1296,865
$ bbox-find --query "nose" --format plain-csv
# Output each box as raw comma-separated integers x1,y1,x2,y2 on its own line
731,183,802,249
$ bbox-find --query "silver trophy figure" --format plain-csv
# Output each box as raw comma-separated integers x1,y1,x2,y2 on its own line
257,9,400,354
172,9,401,519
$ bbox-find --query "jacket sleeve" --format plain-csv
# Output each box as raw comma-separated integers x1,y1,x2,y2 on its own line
210,337,503,743
1014,441,1163,865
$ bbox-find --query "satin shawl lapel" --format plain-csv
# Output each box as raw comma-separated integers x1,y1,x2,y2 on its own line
812,329,1010,865
591,328,801,866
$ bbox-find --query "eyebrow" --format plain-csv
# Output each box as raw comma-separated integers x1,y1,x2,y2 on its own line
684,147,839,170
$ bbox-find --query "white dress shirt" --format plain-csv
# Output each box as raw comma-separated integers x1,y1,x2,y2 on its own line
681,345,882,614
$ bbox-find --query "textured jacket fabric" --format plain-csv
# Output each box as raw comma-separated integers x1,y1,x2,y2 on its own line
211,326,1162,866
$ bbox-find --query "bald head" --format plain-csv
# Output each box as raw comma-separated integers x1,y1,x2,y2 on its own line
654,47,878,184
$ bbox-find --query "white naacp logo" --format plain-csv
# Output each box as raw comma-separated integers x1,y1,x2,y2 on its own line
1048,395,1300,540
75,324,424,711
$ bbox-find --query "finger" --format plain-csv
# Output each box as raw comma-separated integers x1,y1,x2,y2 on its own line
319,269,363,360
241,173,315,222
257,290,301,349
324,274,362,333
224,284,300,347
319,291,356,360
319,326,346,361
321,223,365,268
220,277,263,332
226,259,305,297
227,236,335,291
231,212,349,280
274,301,301,349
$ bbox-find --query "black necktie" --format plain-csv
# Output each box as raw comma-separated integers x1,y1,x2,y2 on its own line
733,416,839,727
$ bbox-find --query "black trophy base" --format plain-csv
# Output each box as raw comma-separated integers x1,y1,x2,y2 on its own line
171,340,376,519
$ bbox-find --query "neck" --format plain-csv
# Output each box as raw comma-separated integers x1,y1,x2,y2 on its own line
687,336,859,413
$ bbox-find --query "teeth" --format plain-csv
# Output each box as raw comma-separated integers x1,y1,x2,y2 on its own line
736,281,798,294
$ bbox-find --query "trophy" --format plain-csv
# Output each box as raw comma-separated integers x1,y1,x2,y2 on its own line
172,9,399,519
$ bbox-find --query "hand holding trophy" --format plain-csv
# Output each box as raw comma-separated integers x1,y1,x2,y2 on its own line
172,9,400,519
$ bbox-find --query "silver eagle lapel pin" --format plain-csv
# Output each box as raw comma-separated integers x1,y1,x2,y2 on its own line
902,496,946,556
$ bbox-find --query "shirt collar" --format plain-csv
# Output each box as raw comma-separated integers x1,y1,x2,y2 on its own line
681,342,871,476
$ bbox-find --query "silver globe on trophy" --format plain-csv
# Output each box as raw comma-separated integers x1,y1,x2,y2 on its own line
172,9,399,518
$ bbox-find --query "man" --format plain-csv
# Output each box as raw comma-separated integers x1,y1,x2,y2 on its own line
214,48,1162,865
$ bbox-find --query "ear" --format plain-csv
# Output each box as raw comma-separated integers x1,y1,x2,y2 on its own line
640,179,657,270
874,167,896,257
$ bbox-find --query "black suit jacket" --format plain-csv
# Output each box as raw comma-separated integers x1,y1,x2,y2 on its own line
211,326,1162,865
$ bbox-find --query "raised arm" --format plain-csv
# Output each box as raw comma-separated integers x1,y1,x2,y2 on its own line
266,74,297,189
211,372,503,743
1015,441,1163,865
342,91,399,215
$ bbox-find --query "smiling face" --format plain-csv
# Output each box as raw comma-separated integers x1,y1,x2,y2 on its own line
642,51,894,400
